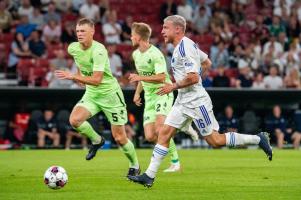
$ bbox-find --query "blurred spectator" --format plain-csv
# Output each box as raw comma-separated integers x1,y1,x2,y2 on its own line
107,43,122,78
121,16,133,43
102,10,121,44
278,31,289,52
37,109,60,148
44,2,61,24
192,6,210,34
252,71,265,89
160,0,177,22
177,0,193,22
212,65,230,87
251,15,269,45
46,50,74,88
269,16,285,37
29,7,45,30
8,33,32,75
228,44,244,68
228,2,245,25
8,111,30,144
210,40,229,69
0,0,12,33
284,68,301,89
53,0,72,13
265,105,297,149
218,105,239,133
236,63,252,88
286,16,300,39
263,34,283,58
79,0,100,22
65,128,87,150
292,110,301,149
98,0,109,22
42,19,62,44
263,65,283,89
28,30,46,58
16,15,37,39
280,50,300,75
72,0,85,13
194,0,212,18
18,0,33,18
60,22,77,44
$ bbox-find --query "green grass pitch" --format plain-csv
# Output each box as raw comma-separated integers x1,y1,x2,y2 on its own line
0,149,300,200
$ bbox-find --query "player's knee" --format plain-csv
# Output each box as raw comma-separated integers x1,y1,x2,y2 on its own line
145,134,157,142
69,117,83,128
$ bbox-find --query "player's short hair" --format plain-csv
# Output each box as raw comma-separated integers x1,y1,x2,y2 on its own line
164,15,186,32
76,18,95,28
131,22,152,41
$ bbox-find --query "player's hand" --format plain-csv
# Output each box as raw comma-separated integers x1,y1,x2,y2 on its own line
54,70,73,80
129,73,142,83
133,93,142,106
157,83,175,96
76,81,85,88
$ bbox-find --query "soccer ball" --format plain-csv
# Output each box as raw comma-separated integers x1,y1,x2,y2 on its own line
44,166,68,189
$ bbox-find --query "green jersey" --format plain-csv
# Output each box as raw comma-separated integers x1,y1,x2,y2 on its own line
132,45,172,93
68,41,120,96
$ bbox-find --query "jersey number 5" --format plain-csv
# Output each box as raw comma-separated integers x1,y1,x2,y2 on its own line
112,113,118,122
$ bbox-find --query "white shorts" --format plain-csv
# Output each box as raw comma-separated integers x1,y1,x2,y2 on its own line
165,102,219,136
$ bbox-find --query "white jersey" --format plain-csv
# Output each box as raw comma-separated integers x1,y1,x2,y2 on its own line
171,36,210,108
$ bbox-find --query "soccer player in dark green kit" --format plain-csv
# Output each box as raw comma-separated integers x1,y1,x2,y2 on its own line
55,18,140,176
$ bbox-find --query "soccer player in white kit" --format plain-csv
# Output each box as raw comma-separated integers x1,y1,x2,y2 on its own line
128,15,273,187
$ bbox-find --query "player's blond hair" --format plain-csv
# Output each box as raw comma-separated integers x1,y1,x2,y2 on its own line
131,22,152,41
76,18,95,28
164,15,186,32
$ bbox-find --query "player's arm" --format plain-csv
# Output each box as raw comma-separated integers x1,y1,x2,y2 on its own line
55,70,103,86
129,73,166,83
157,72,199,95
133,81,143,106
157,43,199,95
200,58,212,78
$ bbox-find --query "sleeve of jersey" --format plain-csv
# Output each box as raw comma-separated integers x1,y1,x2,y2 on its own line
67,43,75,56
182,43,199,74
198,48,208,63
154,51,166,74
92,46,106,71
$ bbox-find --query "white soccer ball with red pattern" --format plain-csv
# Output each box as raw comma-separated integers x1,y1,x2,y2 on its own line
44,166,68,189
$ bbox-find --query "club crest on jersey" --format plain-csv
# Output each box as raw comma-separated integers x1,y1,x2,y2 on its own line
147,59,151,64
184,62,194,69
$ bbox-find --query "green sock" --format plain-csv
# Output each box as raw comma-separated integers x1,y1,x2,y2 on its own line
168,138,179,164
120,140,139,168
74,121,101,144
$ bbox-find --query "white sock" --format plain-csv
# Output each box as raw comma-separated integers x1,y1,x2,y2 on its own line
225,132,260,147
145,144,168,178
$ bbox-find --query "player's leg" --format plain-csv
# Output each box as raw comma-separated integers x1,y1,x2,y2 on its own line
291,131,301,149
65,130,73,149
194,105,272,160
70,98,105,160
50,132,60,147
69,105,102,145
37,129,47,148
275,129,284,148
111,124,140,172
102,90,140,175
128,103,188,187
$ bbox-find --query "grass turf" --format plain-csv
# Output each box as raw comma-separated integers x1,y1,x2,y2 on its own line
0,149,300,200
